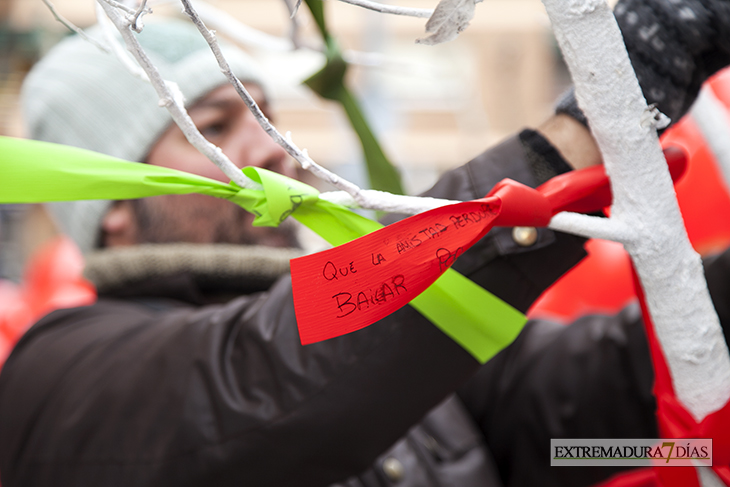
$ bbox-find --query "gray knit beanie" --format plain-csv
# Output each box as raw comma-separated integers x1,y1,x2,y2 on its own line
22,19,266,254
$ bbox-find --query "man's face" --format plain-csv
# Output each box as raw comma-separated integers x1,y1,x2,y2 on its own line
103,83,300,248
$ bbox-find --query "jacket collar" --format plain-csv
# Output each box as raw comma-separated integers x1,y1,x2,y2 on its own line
84,243,303,305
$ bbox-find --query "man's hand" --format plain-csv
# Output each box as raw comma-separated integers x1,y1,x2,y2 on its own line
537,114,602,170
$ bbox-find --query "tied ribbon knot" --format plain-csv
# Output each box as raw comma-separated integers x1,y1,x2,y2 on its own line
3,136,726,485
0,136,521,363
290,147,688,347
0,136,686,366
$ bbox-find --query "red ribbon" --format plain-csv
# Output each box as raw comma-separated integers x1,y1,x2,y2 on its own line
291,148,686,345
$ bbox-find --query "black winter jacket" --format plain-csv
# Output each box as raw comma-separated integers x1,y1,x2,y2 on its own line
0,134,664,487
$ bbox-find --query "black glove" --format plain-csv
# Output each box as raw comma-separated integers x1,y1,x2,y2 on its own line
557,0,730,128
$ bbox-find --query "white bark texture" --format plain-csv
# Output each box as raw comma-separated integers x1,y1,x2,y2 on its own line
542,0,730,428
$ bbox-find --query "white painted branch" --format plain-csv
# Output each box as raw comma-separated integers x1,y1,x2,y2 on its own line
96,0,259,190
179,0,372,203
548,212,632,242
180,0,456,215
320,190,459,213
336,0,433,18
281,0,305,48
51,1,453,214
691,87,730,194
95,2,150,81
542,0,730,433
285,0,303,18
130,0,151,32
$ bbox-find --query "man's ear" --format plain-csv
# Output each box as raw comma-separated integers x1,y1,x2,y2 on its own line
101,201,138,247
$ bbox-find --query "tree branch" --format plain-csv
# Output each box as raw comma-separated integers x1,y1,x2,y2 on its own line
96,0,260,190
181,0,466,214
131,0,151,32
548,212,632,242
182,0,443,212
336,0,433,18
94,2,150,81
319,189,459,213
50,0,455,214
193,1,408,69
542,0,730,427
281,0,305,48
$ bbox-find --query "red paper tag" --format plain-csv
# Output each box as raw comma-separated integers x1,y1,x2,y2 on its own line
290,148,688,346
291,197,504,344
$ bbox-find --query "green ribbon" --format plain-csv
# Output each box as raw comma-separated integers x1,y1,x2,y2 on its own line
303,0,405,196
0,136,525,363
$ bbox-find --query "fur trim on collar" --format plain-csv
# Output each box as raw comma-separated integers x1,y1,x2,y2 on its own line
84,243,303,296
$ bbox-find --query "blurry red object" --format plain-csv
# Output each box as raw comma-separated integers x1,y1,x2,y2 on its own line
0,236,96,368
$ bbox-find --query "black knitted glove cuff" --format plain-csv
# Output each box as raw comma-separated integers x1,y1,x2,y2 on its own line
518,129,573,186
613,0,716,124
557,0,730,130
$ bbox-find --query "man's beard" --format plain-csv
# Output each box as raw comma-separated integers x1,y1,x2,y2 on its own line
129,194,300,248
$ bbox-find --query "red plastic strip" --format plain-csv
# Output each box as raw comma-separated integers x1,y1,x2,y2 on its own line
291,147,687,346
292,197,503,344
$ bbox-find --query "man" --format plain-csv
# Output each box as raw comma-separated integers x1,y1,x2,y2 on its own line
1,2,729,487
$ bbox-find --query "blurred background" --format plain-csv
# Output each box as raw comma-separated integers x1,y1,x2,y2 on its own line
0,0,572,279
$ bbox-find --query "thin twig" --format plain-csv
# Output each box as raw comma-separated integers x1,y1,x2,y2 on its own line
97,0,453,214
291,0,303,17
96,0,259,190
183,0,459,214
41,0,111,53
180,0,371,205
95,2,150,81
548,212,632,243
131,0,151,33
319,189,459,213
336,0,433,18
282,0,304,49
194,2,425,70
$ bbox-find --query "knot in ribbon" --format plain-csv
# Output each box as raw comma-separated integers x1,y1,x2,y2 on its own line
231,167,320,227
290,147,687,359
